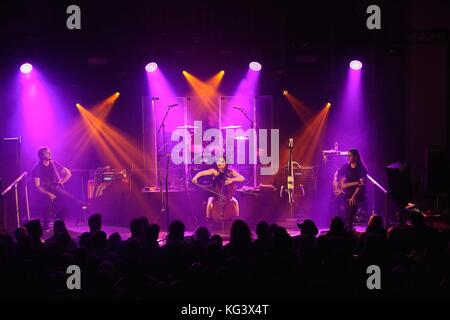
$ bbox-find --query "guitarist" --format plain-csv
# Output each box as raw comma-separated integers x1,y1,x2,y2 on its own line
191,156,245,220
31,146,72,230
333,148,368,230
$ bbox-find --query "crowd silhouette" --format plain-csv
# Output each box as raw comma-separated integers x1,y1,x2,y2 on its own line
0,212,449,300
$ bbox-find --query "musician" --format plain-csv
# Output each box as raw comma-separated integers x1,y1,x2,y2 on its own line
191,157,245,219
31,146,72,229
333,148,368,230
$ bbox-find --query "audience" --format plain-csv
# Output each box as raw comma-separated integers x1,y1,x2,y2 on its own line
88,213,102,234
0,211,448,299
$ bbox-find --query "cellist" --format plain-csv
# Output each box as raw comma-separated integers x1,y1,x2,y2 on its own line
191,156,245,220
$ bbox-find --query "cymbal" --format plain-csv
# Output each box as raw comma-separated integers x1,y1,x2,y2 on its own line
220,125,242,129
176,124,199,129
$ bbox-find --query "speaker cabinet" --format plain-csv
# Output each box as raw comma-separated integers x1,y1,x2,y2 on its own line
386,162,412,207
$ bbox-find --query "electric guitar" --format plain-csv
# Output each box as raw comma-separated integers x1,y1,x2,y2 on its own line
333,178,363,196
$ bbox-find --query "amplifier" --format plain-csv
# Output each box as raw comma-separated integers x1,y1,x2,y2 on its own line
93,170,127,183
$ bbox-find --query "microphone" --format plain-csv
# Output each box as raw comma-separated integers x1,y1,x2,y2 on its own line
168,104,178,108
288,138,294,149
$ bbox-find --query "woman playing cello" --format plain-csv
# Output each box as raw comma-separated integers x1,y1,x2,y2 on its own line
191,156,245,220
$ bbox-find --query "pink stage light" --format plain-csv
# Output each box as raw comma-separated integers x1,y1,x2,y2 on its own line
249,61,262,72
145,62,158,73
20,63,33,74
349,60,362,70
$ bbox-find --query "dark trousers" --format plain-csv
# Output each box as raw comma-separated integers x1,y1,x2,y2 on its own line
34,189,78,228
332,193,365,230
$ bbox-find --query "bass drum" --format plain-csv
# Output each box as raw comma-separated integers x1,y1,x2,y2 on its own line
189,164,213,187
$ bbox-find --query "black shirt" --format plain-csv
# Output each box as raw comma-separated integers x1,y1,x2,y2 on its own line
31,161,64,191
337,163,368,200
212,168,236,197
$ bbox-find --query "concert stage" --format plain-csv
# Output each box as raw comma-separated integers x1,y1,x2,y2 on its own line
85,186,293,231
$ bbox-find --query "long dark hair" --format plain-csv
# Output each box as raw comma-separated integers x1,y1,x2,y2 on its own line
349,148,367,170
213,156,231,189
214,156,229,172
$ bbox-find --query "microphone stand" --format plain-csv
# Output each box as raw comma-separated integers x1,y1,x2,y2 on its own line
235,107,254,186
235,107,254,127
157,105,174,231
287,138,294,233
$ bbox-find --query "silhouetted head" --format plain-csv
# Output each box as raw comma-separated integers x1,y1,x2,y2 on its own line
195,226,211,244
79,232,92,248
210,234,223,248
88,213,102,234
329,216,345,235
268,223,279,236
146,224,160,243
297,219,319,237
255,221,270,240
130,218,144,239
24,219,43,239
366,214,384,233
167,220,185,243
107,232,122,251
139,217,149,228
230,219,251,246
53,219,67,235
56,231,72,250
108,232,122,243
273,226,292,251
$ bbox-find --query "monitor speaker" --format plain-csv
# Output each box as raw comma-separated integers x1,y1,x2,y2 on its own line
386,162,412,207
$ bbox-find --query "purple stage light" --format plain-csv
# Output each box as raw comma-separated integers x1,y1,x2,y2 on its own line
145,62,158,73
20,63,33,74
349,60,362,70
249,61,262,72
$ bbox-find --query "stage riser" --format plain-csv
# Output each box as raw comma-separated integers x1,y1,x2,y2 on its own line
89,189,290,230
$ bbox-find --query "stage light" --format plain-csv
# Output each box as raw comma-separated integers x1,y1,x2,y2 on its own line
20,63,33,74
76,103,82,108
326,102,331,108
282,90,288,96
114,91,120,97
249,61,262,72
349,60,362,70
145,62,158,73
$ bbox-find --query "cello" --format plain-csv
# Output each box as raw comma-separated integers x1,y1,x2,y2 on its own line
209,179,238,222
192,178,238,222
